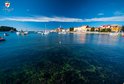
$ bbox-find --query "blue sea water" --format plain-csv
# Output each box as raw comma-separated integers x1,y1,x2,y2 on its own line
0,32,124,83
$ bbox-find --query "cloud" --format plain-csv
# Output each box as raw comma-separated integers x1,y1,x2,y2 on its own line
0,16,83,22
0,15,124,22
114,11,124,16
83,15,124,22
98,13,104,16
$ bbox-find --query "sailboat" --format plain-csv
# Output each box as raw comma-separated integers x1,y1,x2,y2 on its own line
109,32,118,36
16,30,28,35
58,25,66,34
42,24,49,35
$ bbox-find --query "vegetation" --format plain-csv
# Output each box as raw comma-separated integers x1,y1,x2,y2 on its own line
69,27,74,32
121,26,124,32
100,28,111,32
90,27,95,32
0,46,123,84
0,26,17,31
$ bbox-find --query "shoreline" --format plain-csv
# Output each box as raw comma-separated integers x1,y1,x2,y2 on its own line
69,32,110,34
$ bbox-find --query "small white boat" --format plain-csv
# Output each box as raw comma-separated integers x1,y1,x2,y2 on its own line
42,24,50,35
43,31,49,35
16,31,22,35
16,30,28,35
4,33,9,36
37,31,42,34
109,32,119,36
24,31,28,35
58,31,66,34
16,32,21,35
121,33,124,37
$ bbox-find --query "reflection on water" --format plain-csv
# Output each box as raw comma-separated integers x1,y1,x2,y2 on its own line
62,33,120,46
85,34,119,45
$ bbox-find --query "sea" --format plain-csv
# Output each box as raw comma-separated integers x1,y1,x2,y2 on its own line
0,32,124,84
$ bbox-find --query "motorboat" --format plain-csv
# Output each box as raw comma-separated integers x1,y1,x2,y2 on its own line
16,30,28,35
4,33,9,36
37,31,42,34
0,37,5,41
58,31,66,34
109,32,119,36
43,31,49,35
24,31,28,35
16,31,21,35
121,33,124,37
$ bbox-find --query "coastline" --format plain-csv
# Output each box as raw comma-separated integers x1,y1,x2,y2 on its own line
69,31,110,34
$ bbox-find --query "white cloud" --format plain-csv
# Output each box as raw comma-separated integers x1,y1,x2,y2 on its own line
83,16,124,22
98,13,104,16
0,16,83,22
0,15,124,22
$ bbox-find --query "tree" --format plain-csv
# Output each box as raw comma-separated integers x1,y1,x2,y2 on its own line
69,27,74,32
121,26,124,32
106,28,111,32
100,29,105,32
0,26,17,31
100,28,111,32
90,27,95,32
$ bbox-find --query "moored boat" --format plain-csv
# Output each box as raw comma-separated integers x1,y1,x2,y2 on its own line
16,31,21,35
121,33,124,37
16,30,28,35
43,31,49,35
4,33,9,36
24,31,28,35
0,37,5,41
109,32,119,36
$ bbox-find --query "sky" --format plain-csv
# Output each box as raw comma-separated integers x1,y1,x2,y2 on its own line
0,0,124,30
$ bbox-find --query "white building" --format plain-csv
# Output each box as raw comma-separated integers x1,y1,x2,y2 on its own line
74,25,91,32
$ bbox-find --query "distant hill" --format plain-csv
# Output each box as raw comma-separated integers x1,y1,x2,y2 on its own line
0,26,17,31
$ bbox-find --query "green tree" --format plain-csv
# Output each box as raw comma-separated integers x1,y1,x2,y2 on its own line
0,26,17,31
121,26,124,32
106,28,111,32
90,27,95,32
69,27,74,32
100,28,111,32
100,29,105,32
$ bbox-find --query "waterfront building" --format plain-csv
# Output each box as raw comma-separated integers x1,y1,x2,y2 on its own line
56,28,63,32
74,25,91,32
94,28,100,31
111,25,121,32
99,25,121,32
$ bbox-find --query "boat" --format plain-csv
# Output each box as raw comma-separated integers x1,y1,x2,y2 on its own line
58,31,66,34
43,30,49,35
121,33,124,37
4,33,9,36
109,32,119,36
37,31,42,34
10,29,15,33
24,31,28,35
16,31,21,35
16,30,28,35
0,37,5,41
42,24,49,35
